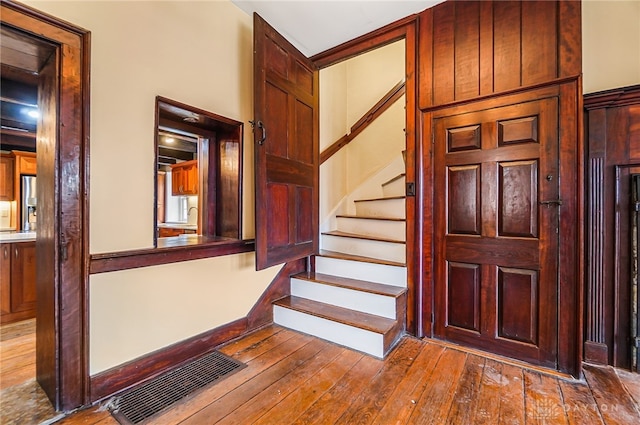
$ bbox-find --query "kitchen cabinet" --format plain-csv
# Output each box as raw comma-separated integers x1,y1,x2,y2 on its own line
170,160,198,195
158,227,197,238
1,241,36,324
17,153,37,175
0,155,15,200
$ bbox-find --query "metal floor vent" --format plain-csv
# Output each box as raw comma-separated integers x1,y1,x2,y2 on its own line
110,351,245,425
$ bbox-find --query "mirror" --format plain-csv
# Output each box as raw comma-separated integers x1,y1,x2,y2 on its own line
154,96,243,244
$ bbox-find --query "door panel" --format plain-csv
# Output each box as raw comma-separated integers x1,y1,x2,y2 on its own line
448,262,480,332
254,14,319,270
434,97,559,367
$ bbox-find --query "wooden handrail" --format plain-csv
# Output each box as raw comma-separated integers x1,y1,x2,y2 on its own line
320,80,406,164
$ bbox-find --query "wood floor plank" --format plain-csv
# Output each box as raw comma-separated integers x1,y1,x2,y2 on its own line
406,348,468,425
54,405,117,425
524,370,569,424
4,319,640,425
291,354,385,424
152,331,314,425
333,338,424,425
558,379,605,425
497,363,525,424
0,319,35,341
217,325,284,357
217,343,345,424
252,348,363,425
470,359,504,424
372,342,446,425
445,353,486,424
179,338,329,424
583,364,640,424
616,368,640,412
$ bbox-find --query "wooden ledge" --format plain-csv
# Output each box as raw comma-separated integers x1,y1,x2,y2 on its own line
90,238,255,274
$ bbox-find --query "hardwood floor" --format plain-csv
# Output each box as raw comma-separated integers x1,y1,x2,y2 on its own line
2,320,640,424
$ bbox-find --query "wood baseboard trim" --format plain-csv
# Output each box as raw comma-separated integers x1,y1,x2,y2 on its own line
89,258,305,403
584,341,609,365
90,318,248,402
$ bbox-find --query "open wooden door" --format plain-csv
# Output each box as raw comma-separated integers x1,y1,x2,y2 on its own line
253,14,319,270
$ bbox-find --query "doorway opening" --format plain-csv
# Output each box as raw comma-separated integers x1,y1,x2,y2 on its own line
1,1,89,411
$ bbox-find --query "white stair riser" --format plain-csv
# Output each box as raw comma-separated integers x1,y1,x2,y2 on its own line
321,235,406,264
355,198,405,218
336,217,405,241
291,279,397,319
316,256,407,287
382,176,406,197
274,306,385,358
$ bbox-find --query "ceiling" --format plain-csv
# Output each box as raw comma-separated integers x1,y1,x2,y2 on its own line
231,0,444,57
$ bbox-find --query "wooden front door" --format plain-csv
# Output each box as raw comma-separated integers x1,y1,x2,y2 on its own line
253,13,319,270
433,97,559,367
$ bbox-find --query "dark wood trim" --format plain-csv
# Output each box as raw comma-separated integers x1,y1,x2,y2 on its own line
89,318,248,402
584,86,640,369
1,0,91,410
558,0,582,79
311,15,418,69
557,79,583,378
246,258,306,329
320,81,405,164
89,239,255,274
420,75,581,114
584,341,609,365
584,84,640,110
350,80,406,134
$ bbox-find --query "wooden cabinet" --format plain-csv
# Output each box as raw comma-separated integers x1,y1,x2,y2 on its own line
17,153,37,175
1,241,36,324
170,160,198,195
157,227,196,238
0,155,15,200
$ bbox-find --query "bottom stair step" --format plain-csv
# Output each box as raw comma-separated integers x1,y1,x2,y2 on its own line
273,296,403,358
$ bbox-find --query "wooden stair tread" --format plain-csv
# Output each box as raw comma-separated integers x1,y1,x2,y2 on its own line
274,296,397,334
292,272,406,297
381,173,406,187
322,230,405,244
354,195,405,203
318,250,406,267
335,214,405,222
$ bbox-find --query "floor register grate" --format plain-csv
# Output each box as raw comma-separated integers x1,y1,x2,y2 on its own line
109,350,245,424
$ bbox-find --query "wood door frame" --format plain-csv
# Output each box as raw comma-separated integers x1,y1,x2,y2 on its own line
1,1,90,410
311,15,420,336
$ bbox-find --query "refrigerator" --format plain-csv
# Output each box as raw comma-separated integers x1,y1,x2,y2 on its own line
21,175,37,232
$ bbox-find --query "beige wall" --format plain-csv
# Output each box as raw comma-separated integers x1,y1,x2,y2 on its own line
319,62,348,222
583,0,640,94
24,0,280,374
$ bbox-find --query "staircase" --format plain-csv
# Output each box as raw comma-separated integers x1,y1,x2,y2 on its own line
274,161,407,358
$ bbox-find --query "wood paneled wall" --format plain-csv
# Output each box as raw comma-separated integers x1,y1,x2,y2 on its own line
418,0,581,110
584,85,640,368
418,0,583,376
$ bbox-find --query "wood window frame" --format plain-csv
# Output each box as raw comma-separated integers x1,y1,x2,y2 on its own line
89,97,253,275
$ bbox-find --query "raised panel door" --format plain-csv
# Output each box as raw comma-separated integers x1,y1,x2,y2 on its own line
11,241,36,314
433,97,559,367
254,14,319,270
